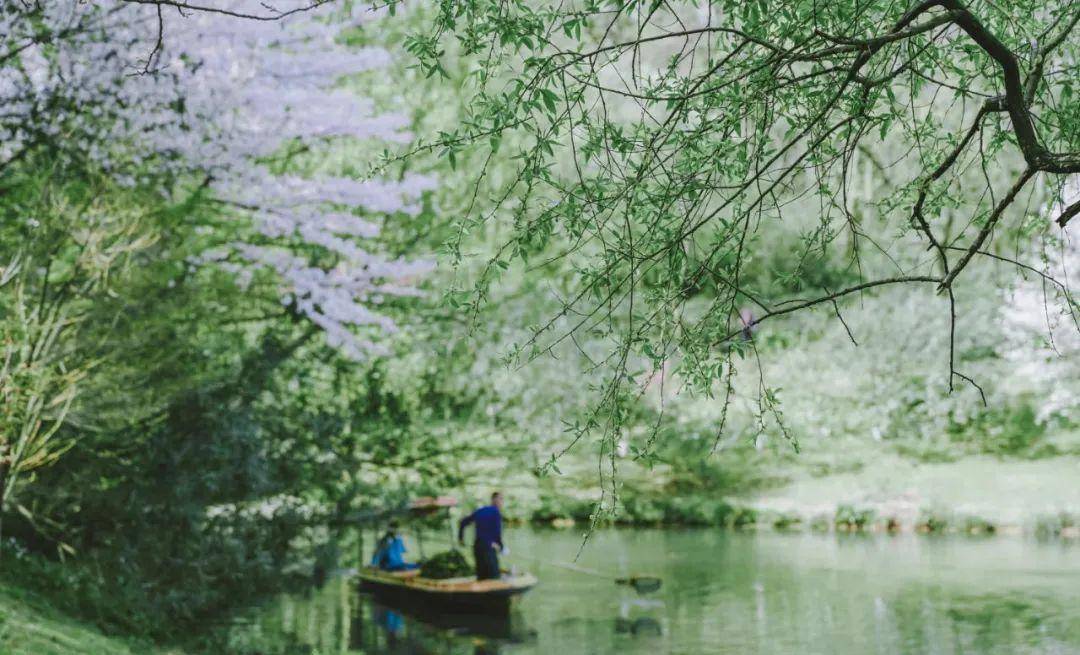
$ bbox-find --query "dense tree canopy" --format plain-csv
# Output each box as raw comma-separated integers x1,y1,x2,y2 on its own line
0,0,460,634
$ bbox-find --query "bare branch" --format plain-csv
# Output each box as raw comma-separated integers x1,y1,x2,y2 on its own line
118,0,338,21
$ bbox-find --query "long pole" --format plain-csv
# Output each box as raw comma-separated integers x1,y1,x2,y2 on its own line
420,532,661,593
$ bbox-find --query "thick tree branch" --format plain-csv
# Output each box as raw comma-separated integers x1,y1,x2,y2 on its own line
924,0,1080,174
1056,197,1080,228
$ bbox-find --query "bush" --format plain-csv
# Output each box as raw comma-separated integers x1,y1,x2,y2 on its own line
531,495,596,524
949,402,1057,458
771,512,802,530
1034,512,1079,539
959,515,997,535
619,495,665,524
662,497,716,525
917,509,951,533
728,506,758,529
834,505,875,531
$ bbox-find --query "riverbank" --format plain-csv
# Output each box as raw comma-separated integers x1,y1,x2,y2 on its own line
507,444,1080,538
0,582,181,655
743,453,1080,536
3,441,1076,655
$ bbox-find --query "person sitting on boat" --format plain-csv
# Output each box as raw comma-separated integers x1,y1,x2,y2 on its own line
371,520,418,572
458,491,505,580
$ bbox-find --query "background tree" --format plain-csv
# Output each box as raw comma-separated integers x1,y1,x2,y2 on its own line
402,0,1080,507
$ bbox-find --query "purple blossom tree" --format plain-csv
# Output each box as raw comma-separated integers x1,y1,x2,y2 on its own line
1,1,431,359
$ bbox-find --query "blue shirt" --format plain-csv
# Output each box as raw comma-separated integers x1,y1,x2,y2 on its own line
459,505,503,548
371,535,408,569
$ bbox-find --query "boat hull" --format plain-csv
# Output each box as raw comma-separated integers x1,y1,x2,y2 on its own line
357,568,536,615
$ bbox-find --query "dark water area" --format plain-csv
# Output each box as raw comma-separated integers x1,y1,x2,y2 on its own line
221,528,1080,654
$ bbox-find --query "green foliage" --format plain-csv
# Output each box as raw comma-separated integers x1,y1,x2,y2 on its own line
0,115,478,642
617,495,666,525
531,494,595,524
959,515,997,535
0,574,173,655
0,156,167,517
2,3,1080,650
1034,512,1080,539
918,509,952,534
770,512,803,531
949,402,1057,458
400,0,1080,504
834,505,876,531
418,549,472,579
660,497,724,526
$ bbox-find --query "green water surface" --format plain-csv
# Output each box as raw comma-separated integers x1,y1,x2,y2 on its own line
222,528,1080,655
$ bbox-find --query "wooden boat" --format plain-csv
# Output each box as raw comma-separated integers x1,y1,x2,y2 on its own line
356,495,537,613
357,566,537,614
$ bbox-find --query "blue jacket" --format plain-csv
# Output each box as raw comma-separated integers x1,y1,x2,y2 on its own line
371,535,408,570
458,505,503,548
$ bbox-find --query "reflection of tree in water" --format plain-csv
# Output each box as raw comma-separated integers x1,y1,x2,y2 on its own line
947,592,1080,653
887,588,1080,653
220,575,529,654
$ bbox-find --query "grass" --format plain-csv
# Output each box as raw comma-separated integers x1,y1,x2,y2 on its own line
745,447,1080,533
481,428,1080,535
0,581,183,655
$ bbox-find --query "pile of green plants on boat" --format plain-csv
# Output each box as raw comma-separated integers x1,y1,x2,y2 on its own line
419,550,472,579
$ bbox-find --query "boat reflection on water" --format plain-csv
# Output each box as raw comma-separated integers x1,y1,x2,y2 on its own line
354,592,538,654
614,596,664,638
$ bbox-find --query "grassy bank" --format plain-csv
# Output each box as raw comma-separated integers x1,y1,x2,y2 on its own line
495,431,1080,538
741,451,1080,536
0,582,182,655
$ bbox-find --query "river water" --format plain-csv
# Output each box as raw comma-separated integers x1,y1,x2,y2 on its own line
221,528,1080,654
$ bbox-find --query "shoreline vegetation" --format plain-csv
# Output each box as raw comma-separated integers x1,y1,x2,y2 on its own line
513,452,1080,540
522,500,1080,539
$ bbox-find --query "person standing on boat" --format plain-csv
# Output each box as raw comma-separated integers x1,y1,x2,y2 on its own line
458,491,505,580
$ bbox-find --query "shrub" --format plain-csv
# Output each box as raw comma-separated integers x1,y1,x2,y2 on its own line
662,497,715,525
956,402,1057,458
728,506,758,529
1034,512,1079,538
917,509,951,533
959,515,997,535
771,512,803,530
834,505,875,531
619,495,665,524
531,495,595,523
